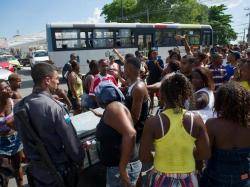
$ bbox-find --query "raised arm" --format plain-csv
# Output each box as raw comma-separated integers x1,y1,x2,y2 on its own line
113,48,125,64
175,35,193,56
182,35,193,56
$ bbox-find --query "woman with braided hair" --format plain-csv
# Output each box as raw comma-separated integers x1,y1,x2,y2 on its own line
139,73,210,187
200,82,250,187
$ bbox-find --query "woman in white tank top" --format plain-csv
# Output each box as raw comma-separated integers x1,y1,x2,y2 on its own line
191,67,216,123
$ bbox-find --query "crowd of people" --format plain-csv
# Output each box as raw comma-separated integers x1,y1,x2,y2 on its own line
0,38,249,187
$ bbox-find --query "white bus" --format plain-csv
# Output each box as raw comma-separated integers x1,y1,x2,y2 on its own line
46,22,213,73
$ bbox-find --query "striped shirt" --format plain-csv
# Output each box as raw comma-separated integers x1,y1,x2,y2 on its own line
208,64,227,90
89,74,117,96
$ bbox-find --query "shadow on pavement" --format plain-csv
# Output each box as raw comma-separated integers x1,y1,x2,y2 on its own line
17,68,31,76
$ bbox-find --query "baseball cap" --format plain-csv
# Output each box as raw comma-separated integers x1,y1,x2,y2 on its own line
229,50,241,60
95,82,125,105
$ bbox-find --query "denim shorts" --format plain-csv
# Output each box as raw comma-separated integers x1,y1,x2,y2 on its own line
106,160,142,187
0,132,23,156
200,148,250,187
200,170,250,187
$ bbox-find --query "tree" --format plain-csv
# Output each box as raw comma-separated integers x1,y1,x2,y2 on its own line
101,0,208,24
101,1,237,44
101,0,137,22
208,5,237,44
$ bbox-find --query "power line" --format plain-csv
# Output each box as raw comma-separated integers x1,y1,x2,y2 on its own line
232,23,248,27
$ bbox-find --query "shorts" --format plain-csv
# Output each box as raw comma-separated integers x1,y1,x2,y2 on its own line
145,170,198,187
0,132,23,156
200,170,250,187
106,160,142,187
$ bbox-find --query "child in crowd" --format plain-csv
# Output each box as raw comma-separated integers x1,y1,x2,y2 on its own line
8,73,22,99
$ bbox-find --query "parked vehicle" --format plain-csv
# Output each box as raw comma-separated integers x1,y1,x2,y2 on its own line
0,68,13,80
30,50,49,67
19,57,31,67
2,55,21,70
0,56,14,72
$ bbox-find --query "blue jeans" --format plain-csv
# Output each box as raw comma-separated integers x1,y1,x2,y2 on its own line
106,160,142,187
200,148,250,187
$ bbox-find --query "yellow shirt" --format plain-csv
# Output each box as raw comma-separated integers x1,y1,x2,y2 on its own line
240,81,250,91
73,74,83,99
154,109,196,173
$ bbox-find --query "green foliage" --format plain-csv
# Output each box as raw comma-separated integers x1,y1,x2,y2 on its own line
101,0,137,22
101,0,208,23
101,0,237,43
208,5,237,44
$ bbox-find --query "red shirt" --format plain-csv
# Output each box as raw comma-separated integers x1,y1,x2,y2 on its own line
89,74,118,96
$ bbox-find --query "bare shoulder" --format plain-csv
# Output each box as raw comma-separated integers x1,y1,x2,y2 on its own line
133,81,148,98
205,118,219,131
183,112,206,138
105,102,127,118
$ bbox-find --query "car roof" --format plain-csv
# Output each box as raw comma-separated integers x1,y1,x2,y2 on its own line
34,50,47,52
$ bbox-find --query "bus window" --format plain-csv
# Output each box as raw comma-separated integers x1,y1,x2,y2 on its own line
115,29,135,47
155,30,176,47
182,29,201,46
202,30,212,46
80,31,94,48
146,35,152,49
93,29,114,48
54,29,79,49
188,30,201,45
138,35,144,51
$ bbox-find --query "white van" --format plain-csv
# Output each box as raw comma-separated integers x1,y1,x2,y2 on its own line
31,50,49,67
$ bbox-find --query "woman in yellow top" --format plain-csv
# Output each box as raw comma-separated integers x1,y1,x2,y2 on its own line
68,60,83,115
139,73,210,187
239,60,250,91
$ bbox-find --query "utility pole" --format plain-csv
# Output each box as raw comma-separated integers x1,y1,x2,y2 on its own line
121,0,124,22
245,8,250,45
146,5,149,23
243,28,246,43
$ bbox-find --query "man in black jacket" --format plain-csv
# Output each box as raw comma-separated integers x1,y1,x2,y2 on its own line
14,63,84,186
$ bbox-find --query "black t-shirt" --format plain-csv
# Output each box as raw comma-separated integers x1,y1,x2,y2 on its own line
96,112,138,167
146,59,164,84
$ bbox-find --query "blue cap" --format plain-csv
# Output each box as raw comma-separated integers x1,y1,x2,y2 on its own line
229,50,241,60
95,82,125,105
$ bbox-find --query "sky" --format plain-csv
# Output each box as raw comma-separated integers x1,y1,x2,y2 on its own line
0,0,249,41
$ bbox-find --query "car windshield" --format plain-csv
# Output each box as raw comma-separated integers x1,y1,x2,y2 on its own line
34,51,48,57
6,56,16,60
0,57,7,62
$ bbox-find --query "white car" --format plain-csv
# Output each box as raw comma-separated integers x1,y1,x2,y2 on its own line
0,68,13,80
31,50,49,67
